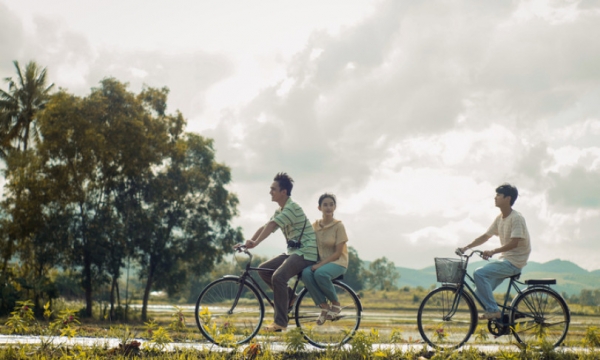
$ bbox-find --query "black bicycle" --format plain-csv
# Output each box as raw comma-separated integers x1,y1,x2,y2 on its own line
195,246,363,348
417,249,570,349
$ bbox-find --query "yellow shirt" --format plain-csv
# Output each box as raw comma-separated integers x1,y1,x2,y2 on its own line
312,219,349,268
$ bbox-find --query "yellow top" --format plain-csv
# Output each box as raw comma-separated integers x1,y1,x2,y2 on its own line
312,219,349,268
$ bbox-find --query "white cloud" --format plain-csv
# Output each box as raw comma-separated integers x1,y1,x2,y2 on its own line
3,0,600,271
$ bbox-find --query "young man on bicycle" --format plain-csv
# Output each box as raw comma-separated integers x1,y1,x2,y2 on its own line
460,183,531,320
235,172,318,332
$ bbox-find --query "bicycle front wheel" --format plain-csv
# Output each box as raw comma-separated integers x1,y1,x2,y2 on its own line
417,286,477,349
295,280,362,348
195,277,264,346
510,287,570,347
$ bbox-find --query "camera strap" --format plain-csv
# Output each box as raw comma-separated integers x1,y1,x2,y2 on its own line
297,217,307,245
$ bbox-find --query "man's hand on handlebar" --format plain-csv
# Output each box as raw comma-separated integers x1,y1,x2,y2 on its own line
481,250,495,260
234,240,256,250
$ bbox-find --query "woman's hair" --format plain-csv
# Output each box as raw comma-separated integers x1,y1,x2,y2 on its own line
318,193,337,206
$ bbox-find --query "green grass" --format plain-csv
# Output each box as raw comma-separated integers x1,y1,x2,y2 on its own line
1,289,599,359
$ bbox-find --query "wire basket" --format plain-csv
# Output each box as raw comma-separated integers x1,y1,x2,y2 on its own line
434,258,466,284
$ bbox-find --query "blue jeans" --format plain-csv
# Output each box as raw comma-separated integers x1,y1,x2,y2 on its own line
301,263,346,306
473,259,521,313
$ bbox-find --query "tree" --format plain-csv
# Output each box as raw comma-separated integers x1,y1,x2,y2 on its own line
343,246,365,291
129,131,243,321
0,60,54,156
1,151,69,316
364,257,400,291
32,79,172,317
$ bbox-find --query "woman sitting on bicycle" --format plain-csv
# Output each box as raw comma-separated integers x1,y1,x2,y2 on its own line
302,193,349,325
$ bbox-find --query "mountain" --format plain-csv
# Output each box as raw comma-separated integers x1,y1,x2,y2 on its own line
385,259,599,296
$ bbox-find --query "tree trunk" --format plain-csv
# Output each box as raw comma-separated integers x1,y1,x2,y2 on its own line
109,276,116,319
141,263,154,322
116,281,120,307
83,252,93,318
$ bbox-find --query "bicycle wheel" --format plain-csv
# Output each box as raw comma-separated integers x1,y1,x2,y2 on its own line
417,286,477,349
295,280,362,348
510,287,570,347
195,277,264,346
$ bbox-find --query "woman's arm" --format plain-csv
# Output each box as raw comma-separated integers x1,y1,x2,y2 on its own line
311,242,346,271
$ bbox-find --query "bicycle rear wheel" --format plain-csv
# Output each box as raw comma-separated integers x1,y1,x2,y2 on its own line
295,280,362,348
417,286,477,349
510,287,570,347
195,277,264,346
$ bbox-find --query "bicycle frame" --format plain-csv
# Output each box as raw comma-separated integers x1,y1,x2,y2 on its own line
229,248,302,311
446,252,534,326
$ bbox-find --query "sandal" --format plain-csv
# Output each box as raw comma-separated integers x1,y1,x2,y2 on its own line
326,305,342,320
316,308,329,326
263,323,286,332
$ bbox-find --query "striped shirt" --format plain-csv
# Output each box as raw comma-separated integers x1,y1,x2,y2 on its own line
270,198,318,261
485,210,531,268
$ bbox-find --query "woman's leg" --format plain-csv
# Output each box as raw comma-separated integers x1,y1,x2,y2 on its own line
301,266,328,307
313,263,346,304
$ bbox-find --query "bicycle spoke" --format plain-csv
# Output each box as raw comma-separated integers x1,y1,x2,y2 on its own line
510,288,569,348
295,281,362,348
195,278,264,346
417,286,476,349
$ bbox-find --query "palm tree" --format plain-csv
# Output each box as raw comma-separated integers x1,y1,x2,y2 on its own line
0,60,54,157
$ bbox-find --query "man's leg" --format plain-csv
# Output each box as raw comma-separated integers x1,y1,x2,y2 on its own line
474,260,520,313
271,254,315,327
257,254,288,290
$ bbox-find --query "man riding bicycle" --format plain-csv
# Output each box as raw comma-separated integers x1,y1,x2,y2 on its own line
460,183,531,320
234,172,318,332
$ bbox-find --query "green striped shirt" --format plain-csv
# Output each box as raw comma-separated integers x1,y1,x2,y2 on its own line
271,198,318,261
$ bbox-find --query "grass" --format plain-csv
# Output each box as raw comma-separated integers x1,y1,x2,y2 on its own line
1,288,599,359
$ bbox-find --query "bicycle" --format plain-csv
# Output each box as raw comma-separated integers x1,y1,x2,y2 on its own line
417,248,570,349
194,246,363,348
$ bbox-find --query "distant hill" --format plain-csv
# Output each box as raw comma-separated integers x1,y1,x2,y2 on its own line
364,259,599,296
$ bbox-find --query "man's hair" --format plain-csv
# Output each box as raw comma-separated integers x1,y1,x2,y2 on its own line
274,172,294,196
318,193,337,206
496,183,518,206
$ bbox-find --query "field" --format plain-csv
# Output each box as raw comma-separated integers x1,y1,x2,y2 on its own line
1,287,599,359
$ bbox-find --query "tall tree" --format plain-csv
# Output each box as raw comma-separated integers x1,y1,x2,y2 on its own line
1,151,69,316
34,79,170,316
364,257,401,291
0,61,54,156
343,246,365,291
129,129,243,321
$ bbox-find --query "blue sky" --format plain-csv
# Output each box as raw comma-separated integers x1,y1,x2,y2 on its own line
2,0,600,270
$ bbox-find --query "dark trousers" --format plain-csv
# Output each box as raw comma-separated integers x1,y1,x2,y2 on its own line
258,253,315,327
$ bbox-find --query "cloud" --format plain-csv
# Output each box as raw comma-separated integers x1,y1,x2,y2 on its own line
548,167,600,208
0,3,24,76
4,0,600,271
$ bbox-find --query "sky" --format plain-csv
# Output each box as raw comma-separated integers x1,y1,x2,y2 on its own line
2,0,600,271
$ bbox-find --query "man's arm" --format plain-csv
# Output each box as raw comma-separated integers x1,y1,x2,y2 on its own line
240,221,278,249
482,237,521,259
461,234,492,253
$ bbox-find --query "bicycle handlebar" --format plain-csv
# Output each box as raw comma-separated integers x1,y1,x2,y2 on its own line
455,248,485,259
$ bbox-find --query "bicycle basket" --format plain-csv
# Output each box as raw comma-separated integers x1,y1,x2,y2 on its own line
434,258,466,284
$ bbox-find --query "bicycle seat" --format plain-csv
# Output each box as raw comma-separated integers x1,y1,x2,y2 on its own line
508,273,521,280
525,279,556,285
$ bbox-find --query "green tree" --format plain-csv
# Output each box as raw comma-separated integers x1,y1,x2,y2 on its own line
32,79,171,317
1,151,68,315
364,257,400,291
343,246,365,291
0,60,54,156
129,130,243,321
